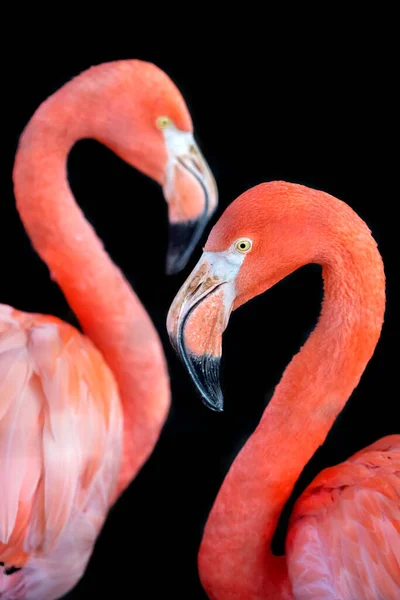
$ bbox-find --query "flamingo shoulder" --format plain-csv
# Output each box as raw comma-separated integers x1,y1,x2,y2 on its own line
286,435,400,600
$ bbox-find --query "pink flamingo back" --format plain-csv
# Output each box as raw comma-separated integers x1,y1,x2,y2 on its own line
0,305,123,599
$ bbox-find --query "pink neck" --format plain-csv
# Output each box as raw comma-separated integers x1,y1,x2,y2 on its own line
12,73,170,499
199,223,385,599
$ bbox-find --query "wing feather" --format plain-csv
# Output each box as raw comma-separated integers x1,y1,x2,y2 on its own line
0,325,34,544
0,311,123,568
286,436,400,599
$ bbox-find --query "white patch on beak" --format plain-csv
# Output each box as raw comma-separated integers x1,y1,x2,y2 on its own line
199,249,247,316
162,125,196,198
202,249,246,280
163,124,195,158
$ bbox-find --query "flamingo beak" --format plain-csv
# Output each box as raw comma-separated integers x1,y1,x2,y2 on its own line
167,251,243,410
163,138,218,275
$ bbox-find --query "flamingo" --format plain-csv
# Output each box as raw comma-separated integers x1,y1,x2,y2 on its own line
167,181,399,599
0,59,217,599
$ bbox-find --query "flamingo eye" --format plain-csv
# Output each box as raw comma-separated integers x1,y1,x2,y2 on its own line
235,238,252,253
156,116,172,130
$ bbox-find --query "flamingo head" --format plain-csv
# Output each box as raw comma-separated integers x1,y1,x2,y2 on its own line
98,60,218,274
167,182,319,409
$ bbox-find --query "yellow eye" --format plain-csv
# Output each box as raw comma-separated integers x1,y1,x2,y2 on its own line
156,116,171,130
235,238,252,253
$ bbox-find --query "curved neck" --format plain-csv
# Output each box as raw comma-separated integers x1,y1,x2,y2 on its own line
13,77,170,498
199,225,385,599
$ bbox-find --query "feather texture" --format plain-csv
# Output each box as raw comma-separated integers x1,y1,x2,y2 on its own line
0,306,123,599
287,436,400,599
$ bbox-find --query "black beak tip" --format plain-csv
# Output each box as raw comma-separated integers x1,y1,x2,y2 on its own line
184,353,224,413
202,396,224,412
165,261,181,276
166,219,206,276
165,251,188,276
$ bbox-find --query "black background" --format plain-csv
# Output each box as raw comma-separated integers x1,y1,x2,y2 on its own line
2,29,397,599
